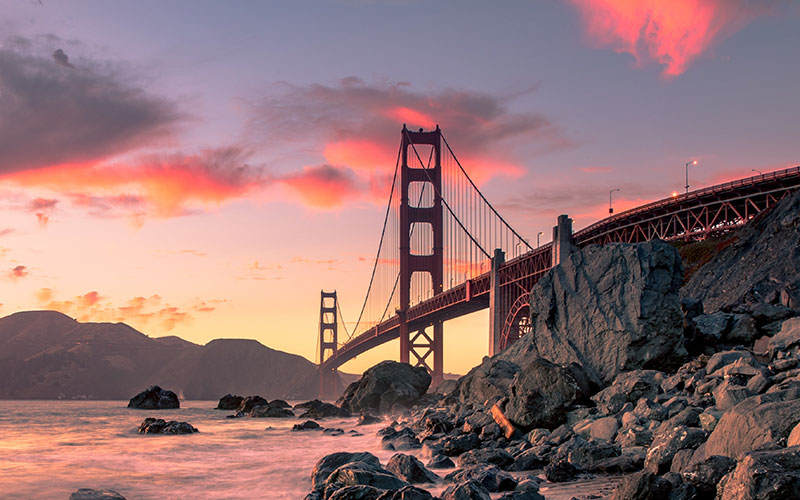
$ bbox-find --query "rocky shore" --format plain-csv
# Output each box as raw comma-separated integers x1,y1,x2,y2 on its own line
301,191,800,500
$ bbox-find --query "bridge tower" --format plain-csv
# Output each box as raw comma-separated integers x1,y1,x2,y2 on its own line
318,290,340,399
400,125,444,387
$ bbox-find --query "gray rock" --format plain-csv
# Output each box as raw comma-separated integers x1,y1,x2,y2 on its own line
498,491,545,500
615,427,653,448
325,461,409,492
745,372,770,394
592,448,646,473
726,314,759,344
215,394,243,410
440,433,481,456
609,471,671,500
633,399,668,421
249,405,294,418
235,395,269,415
455,358,519,406
680,455,735,498
692,313,732,344
127,386,179,409
441,480,491,500
427,454,455,469
137,418,197,434
589,416,620,441
505,241,685,386
310,452,382,491
703,390,800,459
457,448,514,469
717,447,800,500
328,485,384,500
462,411,493,434
69,489,126,500
386,454,439,484
698,409,723,432
705,351,756,375
445,464,517,492
644,425,707,474
592,371,662,415
543,460,577,483
338,361,431,413
296,399,350,419
682,189,800,314
357,414,381,426
501,357,586,431
292,420,321,431
712,380,753,411
507,448,547,471
566,438,620,471
376,486,435,500
768,317,800,359
655,407,703,435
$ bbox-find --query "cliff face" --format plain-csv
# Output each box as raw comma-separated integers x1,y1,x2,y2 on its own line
682,189,800,314
0,310,321,400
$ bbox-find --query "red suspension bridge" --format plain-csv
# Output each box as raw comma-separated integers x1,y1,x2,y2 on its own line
316,126,800,398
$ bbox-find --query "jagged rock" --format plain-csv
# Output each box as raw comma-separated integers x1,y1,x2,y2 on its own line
137,417,198,434
325,461,409,492
310,452,382,491
610,471,671,500
505,240,685,386
236,395,269,414
692,313,732,344
426,454,455,469
445,464,517,492
376,486,434,500
386,454,439,484
292,420,321,431
679,455,735,498
655,407,703,435
543,460,577,483
669,449,695,473
69,489,126,500
357,414,381,426
338,361,431,413
498,490,545,500
592,371,662,415
457,448,514,469
644,425,706,474
565,438,620,471
712,380,753,411
525,428,550,446
633,399,668,422
441,480,491,500
381,427,421,451
703,389,800,459
215,394,243,410
499,358,586,431
295,399,350,419
682,189,800,313
440,433,481,456
768,317,800,359
615,427,653,448
328,485,384,500
717,447,800,500
506,448,547,471
462,411,493,433
127,386,179,409
455,358,520,406
705,351,756,375
726,314,759,344
248,404,294,418
698,409,723,432
592,448,646,473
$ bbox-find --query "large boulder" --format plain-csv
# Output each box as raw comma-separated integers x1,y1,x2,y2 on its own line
455,358,519,406
310,452,382,491
445,465,517,492
682,189,800,314
338,361,431,413
610,471,671,500
325,461,409,493
703,390,800,459
644,425,707,474
504,240,685,386
386,453,439,484
215,394,243,410
295,399,350,419
592,370,662,415
717,447,800,500
441,480,491,500
127,386,179,409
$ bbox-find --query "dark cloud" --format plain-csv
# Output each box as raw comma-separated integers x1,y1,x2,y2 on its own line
0,36,183,174
51,48,74,68
9,265,28,279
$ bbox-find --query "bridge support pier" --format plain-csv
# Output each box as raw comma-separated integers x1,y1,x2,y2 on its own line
488,248,506,357
318,291,340,400
552,214,575,266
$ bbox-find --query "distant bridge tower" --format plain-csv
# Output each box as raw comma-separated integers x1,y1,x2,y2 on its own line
400,125,444,387
318,290,340,399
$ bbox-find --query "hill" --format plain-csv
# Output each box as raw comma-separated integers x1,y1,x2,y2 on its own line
0,310,325,400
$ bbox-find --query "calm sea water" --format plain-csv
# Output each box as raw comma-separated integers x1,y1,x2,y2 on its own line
0,400,405,500
0,401,619,500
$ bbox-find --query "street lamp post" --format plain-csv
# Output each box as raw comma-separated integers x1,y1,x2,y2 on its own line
685,160,698,194
537,231,543,248
609,188,620,214
752,169,763,175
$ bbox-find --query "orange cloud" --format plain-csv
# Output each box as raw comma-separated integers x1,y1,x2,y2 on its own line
578,166,614,174
568,0,776,76
2,147,264,219
34,288,220,332
281,164,363,208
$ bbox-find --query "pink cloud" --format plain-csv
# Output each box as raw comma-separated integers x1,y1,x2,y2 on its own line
9,265,28,280
568,0,778,76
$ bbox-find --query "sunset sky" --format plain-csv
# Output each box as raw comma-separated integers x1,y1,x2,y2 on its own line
1,0,798,375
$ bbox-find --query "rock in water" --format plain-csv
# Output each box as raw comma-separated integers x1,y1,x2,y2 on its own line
216,394,243,410
69,489,126,500
137,417,198,434
501,240,685,386
127,386,179,409
295,399,350,419
337,361,431,413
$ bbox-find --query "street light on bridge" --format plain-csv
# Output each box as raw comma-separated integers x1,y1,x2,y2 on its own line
752,169,763,175
685,160,698,194
609,188,620,214
537,231,543,248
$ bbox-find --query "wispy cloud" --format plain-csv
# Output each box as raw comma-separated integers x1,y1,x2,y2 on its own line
567,0,780,76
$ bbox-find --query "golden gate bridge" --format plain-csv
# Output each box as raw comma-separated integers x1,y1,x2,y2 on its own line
316,125,800,398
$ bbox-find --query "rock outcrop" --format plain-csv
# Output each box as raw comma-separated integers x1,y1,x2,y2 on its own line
69,489,126,500
338,361,431,413
215,394,243,410
137,417,198,434
127,386,179,409
717,447,800,500
504,240,685,386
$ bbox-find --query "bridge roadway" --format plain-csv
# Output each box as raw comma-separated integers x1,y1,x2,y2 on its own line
321,166,800,372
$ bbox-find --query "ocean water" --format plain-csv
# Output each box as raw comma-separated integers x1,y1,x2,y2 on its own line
0,401,620,500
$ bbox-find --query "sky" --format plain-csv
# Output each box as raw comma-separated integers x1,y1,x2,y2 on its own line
1,0,798,375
